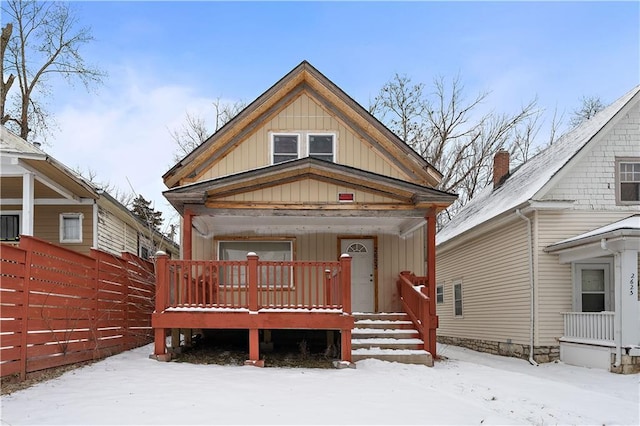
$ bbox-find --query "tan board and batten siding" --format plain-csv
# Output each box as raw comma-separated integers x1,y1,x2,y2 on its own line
436,218,531,345
200,93,410,182
191,229,425,313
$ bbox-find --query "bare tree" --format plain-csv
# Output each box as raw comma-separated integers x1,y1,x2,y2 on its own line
371,74,538,222
569,95,605,127
171,97,246,160
1,0,105,141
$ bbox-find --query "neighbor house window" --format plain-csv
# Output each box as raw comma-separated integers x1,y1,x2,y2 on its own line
272,133,300,164
436,283,444,304
60,213,83,243
271,132,336,164
218,240,293,287
616,158,640,204
0,213,20,241
453,281,463,317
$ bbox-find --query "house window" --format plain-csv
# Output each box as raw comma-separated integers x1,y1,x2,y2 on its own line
271,132,336,164
436,284,444,304
574,263,612,312
453,281,463,317
218,240,293,287
308,134,335,162
272,134,300,164
140,246,150,260
0,213,20,241
616,158,640,204
60,213,83,243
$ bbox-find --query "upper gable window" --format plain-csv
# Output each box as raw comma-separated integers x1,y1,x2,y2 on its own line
616,158,640,205
271,132,335,164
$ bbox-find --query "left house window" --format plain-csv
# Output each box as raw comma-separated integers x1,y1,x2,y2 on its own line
272,134,300,164
0,214,20,241
60,213,83,243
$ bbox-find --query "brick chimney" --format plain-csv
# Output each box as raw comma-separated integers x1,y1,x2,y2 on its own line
493,149,510,188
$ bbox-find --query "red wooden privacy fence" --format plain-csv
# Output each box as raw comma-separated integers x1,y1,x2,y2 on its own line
0,236,156,380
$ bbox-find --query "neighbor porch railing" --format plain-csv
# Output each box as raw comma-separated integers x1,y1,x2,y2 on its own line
562,311,615,343
155,253,351,312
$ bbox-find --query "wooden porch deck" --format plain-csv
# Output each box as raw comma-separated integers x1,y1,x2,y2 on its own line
151,253,354,365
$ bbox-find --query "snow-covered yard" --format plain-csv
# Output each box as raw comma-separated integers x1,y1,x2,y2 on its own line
1,343,638,425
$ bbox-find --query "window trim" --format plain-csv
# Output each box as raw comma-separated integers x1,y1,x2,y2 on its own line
59,213,83,243
572,261,613,312
270,132,301,165
615,157,640,205
0,211,21,242
436,283,444,304
307,132,336,163
453,281,463,317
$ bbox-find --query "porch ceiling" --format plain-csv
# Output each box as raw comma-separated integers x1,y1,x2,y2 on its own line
191,213,425,238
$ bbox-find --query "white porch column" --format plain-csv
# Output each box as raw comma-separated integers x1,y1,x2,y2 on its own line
619,249,639,347
22,171,34,236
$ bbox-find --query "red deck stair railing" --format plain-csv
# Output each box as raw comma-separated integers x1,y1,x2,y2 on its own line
396,271,438,357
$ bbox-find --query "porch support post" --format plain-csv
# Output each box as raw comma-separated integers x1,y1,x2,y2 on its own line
22,171,34,236
340,254,352,314
153,252,170,360
619,249,639,347
425,209,438,357
183,209,193,261
341,328,352,363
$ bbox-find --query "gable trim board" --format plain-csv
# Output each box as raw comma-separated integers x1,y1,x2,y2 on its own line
163,61,441,189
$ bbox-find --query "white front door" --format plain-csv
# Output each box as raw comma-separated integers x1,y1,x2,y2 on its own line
341,238,375,313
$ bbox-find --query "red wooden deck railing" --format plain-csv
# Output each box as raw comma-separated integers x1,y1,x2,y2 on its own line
396,271,438,357
155,254,349,311
0,236,156,381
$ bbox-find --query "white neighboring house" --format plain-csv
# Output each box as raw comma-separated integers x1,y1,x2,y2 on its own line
0,125,179,259
435,86,640,373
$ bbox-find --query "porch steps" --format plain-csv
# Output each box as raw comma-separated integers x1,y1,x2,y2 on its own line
351,313,433,366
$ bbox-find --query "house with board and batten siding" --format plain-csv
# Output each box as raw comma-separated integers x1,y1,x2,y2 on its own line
0,125,179,260
151,61,457,367
435,86,640,373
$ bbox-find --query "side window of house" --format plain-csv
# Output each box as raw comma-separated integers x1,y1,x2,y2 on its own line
0,213,20,241
453,281,463,317
272,134,299,164
60,213,83,243
436,283,444,304
616,158,640,204
308,134,334,162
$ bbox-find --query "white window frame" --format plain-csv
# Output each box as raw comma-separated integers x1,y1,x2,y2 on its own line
270,133,301,165
1,211,22,242
59,213,83,243
573,261,613,312
436,283,444,304
616,157,640,205
217,240,294,288
270,131,337,164
307,133,336,163
453,281,463,317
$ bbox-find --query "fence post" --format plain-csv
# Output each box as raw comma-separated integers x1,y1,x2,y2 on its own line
18,236,32,381
92,249,100,359
154,252,168,357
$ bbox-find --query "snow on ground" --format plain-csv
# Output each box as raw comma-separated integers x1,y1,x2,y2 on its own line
1,343,638,425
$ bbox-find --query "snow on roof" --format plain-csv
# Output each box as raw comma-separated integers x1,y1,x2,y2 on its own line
549,214,640,247
0,125,46,156
436,85,640,246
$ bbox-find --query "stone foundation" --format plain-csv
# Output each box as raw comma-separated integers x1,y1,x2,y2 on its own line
610,353,640,374
437,335,559,363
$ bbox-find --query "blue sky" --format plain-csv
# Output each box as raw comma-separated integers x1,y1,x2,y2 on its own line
38,1,639,228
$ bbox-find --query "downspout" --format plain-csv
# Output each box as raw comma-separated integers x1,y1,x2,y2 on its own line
516,209,538,366
600,239,622,368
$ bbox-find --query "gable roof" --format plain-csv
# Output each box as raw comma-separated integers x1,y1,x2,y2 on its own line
164,156,457,216
436,85,640,246
163,60,442,188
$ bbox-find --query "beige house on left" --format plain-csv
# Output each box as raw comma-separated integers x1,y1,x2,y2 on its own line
0,125,179,259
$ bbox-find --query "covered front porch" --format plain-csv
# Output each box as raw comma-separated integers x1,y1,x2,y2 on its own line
545,215,640,373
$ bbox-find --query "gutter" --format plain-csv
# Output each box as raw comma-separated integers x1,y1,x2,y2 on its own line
516,209,539,366
600,239,622,368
